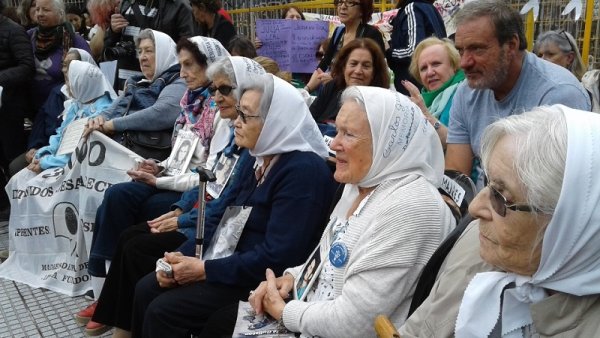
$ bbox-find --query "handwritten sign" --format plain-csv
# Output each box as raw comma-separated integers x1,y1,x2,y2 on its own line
256,19,329,73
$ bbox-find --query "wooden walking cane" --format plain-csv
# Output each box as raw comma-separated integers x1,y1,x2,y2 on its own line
195,167,216,259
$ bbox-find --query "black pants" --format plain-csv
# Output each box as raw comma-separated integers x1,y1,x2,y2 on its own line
198,302,238,338
131,272,251,338
92,222,187,330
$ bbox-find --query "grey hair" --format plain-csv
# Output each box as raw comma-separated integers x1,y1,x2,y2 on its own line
135,29,155,48
49,0,66,21
238,74,273,120
206,58,239,98
535,30,586,80
340,86,367,113
480,106,567,216
454,0,527,50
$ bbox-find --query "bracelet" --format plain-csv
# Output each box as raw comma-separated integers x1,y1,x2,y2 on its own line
304,85,311,92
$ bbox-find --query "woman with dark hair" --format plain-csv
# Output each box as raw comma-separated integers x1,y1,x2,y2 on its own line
281,5,305,20
191,0,235,49
65,5,89,39
387,0,446,94
28,0,90,119
309,38,389,135
304,0,385,93
228,35,257,58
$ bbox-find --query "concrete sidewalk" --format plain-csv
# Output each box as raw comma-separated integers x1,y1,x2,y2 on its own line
0,221,111,338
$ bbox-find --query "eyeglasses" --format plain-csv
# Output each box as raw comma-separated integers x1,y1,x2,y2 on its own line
334,0,360,7
235,105,261,123
208,84,235,97
558,29,577,53
483,173,540,217
315,51,325,59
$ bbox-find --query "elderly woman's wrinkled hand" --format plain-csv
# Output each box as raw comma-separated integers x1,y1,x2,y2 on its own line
261,268,288,321
85,116,115,136
250,270,293,315
401,80,430,117
137,159,161,175
27,158,42,174
147,209,182,233
167,252,206,285
127,169,157,186
25,148,37,164
156,269,178,288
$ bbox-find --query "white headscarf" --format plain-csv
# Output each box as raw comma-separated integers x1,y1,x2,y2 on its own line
148,29,178,81
61,48,99,103
250,74,328,166
67,60,117,104
207,56,266,156
455,106,600,338
330,86,444,218
188,36,230,65
230,56,266,100
68,48,97,66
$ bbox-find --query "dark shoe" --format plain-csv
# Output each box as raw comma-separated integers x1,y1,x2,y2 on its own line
84,289,95,301
0,206,9,222
75,301,97,325
85,320,111,336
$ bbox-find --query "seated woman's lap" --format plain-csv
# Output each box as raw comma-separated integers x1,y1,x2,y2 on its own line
132,273,250,338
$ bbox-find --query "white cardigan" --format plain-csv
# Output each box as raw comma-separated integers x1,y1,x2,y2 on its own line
283,174,455,338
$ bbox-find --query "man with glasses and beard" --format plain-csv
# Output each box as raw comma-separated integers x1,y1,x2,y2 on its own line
444,0,590,190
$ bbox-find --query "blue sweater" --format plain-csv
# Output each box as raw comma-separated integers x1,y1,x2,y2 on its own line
35,94,113,170
173,145,253,255
204,151,336,288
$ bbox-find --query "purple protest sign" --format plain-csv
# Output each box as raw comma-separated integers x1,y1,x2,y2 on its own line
256,19,329,73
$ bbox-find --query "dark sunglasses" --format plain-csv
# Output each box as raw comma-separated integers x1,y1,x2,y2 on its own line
235,105,261,124
334,0,360,7
558,29,577,53
208,84,235,97
483,173,540,217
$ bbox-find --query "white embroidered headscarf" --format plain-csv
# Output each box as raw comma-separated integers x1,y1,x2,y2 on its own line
331,86,444,218
206,56,266,154
249,74,328,166
145,29,178,82
69,48,97,66
230,56,266,100
188,36,230,65
455,105,600,338
61,48,100,104
67,60,117,104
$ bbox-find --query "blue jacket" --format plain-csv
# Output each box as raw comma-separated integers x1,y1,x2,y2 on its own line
203,151,336,288
387,0,446,92
35,94,113,170
173,143,253,255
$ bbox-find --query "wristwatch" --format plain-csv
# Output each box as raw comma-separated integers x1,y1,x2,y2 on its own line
433,120,441,131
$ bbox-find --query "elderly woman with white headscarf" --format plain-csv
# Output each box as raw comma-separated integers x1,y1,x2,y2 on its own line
398,105,600,337
231,86,455,338
78,36,232,336
86,28,186,160
25,60,116,174
129,74,337,338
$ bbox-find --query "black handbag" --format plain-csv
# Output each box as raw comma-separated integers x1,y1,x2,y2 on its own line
123,129,172,161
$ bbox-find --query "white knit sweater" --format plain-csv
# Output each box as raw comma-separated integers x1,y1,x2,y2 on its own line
282,175,455,338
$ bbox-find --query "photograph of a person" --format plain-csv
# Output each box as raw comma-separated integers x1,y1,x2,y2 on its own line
207,154,239,198
295,248,321,301
170,139,192,171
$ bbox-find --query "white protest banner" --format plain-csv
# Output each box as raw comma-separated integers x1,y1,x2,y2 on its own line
0,132,139,296
256,19,329,73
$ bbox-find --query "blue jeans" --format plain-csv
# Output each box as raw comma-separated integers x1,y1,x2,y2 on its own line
88,181,181,276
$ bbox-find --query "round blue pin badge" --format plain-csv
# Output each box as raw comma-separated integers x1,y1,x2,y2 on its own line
329,242,349,268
